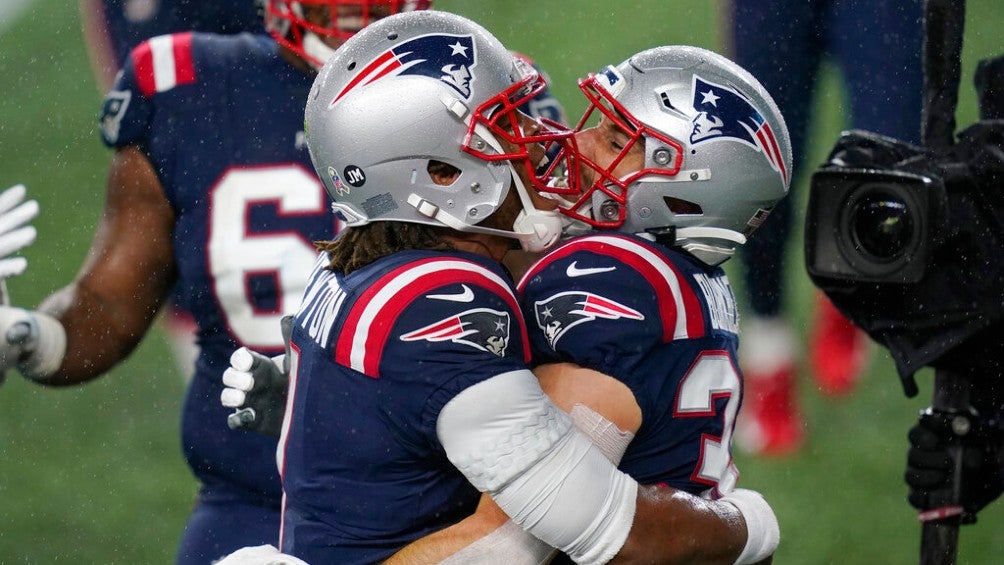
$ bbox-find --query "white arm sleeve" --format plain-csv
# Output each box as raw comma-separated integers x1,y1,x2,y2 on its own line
438,403,635,565
437,370,638,565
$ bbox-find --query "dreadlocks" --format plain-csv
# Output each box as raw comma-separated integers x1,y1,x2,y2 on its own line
317,222,455,275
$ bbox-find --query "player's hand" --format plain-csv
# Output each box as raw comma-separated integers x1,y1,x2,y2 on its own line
905,407,1004,523
0,306,33,373
0,306,66,381
221,347,289,438
0,184,39,279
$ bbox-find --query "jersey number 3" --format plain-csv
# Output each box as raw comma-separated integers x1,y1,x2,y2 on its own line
675,351,741,494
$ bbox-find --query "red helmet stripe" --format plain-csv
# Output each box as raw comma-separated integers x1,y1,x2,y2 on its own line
760,122,787,183
331,49,399,106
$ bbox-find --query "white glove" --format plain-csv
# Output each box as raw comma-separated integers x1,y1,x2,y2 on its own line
0,184,39,279
0,306,67,381
221,346,288,437
222,315,293,437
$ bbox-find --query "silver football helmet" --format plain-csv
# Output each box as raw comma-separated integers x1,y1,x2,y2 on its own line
541,45,792,265
304,10,570,252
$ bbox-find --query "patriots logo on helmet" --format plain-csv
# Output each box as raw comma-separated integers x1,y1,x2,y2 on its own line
534,291,644,349
400,307,510,357
689,76,788,183
330,33,477,107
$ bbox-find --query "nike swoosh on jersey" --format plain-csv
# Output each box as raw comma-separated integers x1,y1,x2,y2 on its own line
427,284,475,302
566,261,617,278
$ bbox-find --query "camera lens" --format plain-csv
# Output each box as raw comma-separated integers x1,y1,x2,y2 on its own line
810,168,938,283
849,190,913,262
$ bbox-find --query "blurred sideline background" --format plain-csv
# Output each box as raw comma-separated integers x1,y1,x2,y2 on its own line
1,0,1002,562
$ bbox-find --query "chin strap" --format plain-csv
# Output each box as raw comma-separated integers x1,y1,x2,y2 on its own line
406,102,564,253
407,193,562,253
471,120,563,252
507,173,564,252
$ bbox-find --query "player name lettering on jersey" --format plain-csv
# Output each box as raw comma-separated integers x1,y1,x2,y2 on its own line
296,260,347,349
692,272,739,334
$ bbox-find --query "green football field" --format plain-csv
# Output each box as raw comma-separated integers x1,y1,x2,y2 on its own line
1,0,1003,562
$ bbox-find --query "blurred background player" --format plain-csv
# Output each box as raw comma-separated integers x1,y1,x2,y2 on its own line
80,0,264,90
79,0,564,382
79,0,264,380
0,2,438,563
723,0,924,456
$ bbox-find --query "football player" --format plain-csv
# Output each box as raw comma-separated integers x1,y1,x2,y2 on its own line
0,2,436,564
724,0,924,456
224,11,779,564
80,0,268,380
79,0,565,385
522,44,792,496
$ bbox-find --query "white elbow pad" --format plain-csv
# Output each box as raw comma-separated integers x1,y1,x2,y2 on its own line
438,370,637,565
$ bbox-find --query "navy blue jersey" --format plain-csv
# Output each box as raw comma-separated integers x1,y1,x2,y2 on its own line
86,0,263,70
518,233,742,495
99,32,339,502
280,250,530,564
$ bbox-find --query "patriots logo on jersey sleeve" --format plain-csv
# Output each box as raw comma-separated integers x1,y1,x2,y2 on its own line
331,33,477,107
534,291,644,349
100,90,132,144
689,76,788,183
401,307,510,357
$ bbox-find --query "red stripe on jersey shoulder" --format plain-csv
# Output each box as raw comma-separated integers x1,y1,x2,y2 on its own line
520,234,705,341
172,32,197,87
131,39,157,97
335,257,529,377
131,32,197,97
